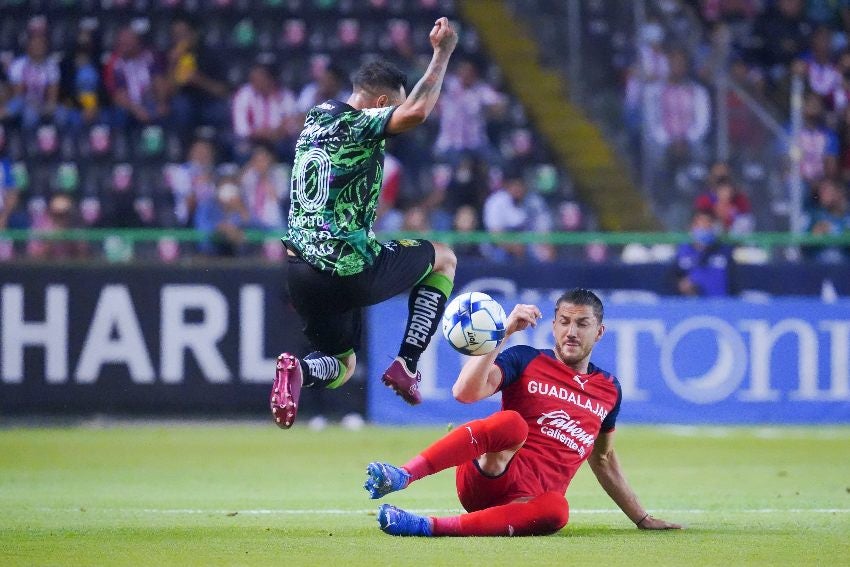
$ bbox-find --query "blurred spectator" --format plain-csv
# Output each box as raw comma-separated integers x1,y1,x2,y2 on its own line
649,50,711,154
374,152,404,231
5,32,60,130
434,58,507,164
706,160,733,186
806,0,850,31
438,155,491,215
105,27,169,128
231,60,300,162
167,138,217,227
194,177,251,256
482,170,554,262
800,26,842,106
698,0,761,23
27,194,88,260
645,49,711,173
97,164,155,228
401,204,431,232
451,204,484,259
805,177,850,261
792,92,839,192
831,49,850,112
383,19,422,77
240,144,288,230
623,22,669,150
747,0,811,76
0,65,9,113
296,58,350,113
726,58,769,156
695,179,755,234
674,210,735,296
836,104,850,181
57,23,103,133
0,140,23,229
166,13,230,140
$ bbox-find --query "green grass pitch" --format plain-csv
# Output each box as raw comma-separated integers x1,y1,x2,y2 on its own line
1,423,848,566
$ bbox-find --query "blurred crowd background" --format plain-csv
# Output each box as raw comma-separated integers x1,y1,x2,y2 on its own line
0,0,848,284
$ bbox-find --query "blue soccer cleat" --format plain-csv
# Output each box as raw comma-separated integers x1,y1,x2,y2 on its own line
377,504,433,537
364,462,410,499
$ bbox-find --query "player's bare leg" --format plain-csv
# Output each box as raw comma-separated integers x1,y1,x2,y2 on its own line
475,442,525,476
382,243,457,404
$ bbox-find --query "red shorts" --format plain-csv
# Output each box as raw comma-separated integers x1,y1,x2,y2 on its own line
455,451,544,512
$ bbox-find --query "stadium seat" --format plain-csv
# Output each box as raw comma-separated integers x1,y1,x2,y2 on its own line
54,161,81,193
86,124,113,159
280,18,308,49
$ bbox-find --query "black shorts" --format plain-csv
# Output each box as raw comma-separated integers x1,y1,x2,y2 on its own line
286,239,435,355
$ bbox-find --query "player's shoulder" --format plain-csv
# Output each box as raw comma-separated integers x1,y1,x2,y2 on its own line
588,362,621,396
502,343,545,357
498,344,551,367
587,362,617,383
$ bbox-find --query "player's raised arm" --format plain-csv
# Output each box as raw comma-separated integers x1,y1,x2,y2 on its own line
386,17,458,134
452,304,542,403
587,431,683,530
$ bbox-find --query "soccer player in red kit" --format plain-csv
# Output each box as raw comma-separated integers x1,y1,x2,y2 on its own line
363,289,682,536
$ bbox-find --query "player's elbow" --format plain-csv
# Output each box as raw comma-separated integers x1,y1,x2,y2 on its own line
452,383,480,404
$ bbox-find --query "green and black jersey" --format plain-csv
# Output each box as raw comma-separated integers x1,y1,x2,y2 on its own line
283,99,396,276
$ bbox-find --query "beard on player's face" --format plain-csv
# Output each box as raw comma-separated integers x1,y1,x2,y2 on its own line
551,304,601,368
554,340,593,366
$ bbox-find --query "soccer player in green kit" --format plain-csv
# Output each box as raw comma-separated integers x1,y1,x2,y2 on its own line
271,17,459,428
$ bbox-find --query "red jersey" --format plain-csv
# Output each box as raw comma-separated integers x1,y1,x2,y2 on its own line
495,346,622,495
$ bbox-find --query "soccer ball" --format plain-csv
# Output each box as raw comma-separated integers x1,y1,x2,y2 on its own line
441,292,507,356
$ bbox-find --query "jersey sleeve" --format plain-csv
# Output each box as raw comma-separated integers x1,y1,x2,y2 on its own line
494,345,540,390
600,377,622,433
349,106,395,141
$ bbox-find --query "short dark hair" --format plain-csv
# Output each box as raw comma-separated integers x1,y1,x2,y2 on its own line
555,288,604,322
351,60,407,93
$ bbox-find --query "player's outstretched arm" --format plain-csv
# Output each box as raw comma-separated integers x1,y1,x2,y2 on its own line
587,432,683,530
386,17,458,134
452,304,542,403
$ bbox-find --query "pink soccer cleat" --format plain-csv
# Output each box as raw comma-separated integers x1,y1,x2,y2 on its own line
381,358,422,405
271,353,303,429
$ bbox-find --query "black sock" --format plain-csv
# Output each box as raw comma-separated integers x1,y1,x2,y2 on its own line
398,277,451,373
300,352,343,389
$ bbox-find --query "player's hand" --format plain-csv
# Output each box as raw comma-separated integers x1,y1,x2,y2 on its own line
637,515,683,530
505,304,543,336
429,17,458,54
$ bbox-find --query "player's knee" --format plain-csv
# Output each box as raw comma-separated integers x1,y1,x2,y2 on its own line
533,492,570,534
492,410,528,447
432,243,457,278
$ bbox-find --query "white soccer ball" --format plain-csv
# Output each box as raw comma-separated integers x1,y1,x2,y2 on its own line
441,292,507,356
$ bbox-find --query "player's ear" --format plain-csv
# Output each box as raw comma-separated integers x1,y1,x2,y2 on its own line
596,323,605,341
377,94,389,107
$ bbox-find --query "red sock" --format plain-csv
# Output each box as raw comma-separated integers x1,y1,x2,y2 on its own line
431,492,569,537
402,411,528,482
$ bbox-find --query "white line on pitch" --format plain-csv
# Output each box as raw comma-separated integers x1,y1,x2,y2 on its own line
37,508,850,515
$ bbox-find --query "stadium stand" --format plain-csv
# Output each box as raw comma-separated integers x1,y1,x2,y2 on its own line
0,0,587,262
0,0,848,264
